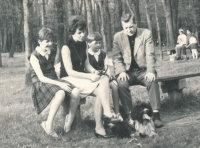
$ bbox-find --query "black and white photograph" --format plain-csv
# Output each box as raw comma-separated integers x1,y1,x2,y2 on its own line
0,0,200,147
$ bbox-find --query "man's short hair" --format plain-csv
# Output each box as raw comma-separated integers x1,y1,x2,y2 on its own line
68,15,87,35
86,32,102,43
121,13,136,24
38,28,54,41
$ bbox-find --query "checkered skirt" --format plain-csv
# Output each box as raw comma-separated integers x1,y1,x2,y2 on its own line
31,80,73,114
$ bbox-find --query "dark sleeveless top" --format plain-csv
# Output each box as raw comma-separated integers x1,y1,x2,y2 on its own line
60,37,87,78
30,48,58,83
88,51,106,70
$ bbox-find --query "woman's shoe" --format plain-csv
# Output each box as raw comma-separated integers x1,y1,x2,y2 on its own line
94,130,116,138
41,121,58,138
103,115,121,123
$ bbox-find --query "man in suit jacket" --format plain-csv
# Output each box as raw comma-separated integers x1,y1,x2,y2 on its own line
112,13,163,128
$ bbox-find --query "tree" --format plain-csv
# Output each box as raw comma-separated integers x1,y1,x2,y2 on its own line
85,0,94,35
162,0,175,48
54,0,64,65
132,0,140,27
23,0,32,85
154,0,163,59
104,0,112,51
0,28,2,67
9,0,23,57
41,0,46,27
171,0,179,39
96,0,108,52
143,0,153,35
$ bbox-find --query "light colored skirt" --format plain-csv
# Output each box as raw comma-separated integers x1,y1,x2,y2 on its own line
61,76,100,98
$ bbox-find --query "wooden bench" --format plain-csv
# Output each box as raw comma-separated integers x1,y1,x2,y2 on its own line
156,73,200,103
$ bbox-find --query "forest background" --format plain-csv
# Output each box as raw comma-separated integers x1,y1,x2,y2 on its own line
0,0,200,78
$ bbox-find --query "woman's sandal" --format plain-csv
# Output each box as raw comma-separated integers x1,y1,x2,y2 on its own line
41,121,58,138
64,115,71,133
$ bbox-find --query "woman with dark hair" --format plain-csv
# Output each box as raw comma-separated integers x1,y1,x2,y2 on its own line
186,28,198,59
60,15,120,138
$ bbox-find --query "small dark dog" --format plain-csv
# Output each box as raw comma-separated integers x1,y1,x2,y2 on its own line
111,102,157,138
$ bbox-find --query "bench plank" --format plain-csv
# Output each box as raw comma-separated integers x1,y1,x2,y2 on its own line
156,72,200,82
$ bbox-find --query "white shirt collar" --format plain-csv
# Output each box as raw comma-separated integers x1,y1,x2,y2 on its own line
36,46,51,56
88,48,101,56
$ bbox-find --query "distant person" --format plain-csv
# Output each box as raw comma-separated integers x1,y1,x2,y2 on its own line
112,13,163,128
175,28,187,60
186,28,198,59
29,28,80,138
87,32,123,122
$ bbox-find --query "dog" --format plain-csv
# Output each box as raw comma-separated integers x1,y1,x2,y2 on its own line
111,102,157,138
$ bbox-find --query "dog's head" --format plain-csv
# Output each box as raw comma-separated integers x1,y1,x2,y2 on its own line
131,102,153,123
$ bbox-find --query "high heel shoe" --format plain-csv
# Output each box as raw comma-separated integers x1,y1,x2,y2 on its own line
103,115,121,123
94,130,116,138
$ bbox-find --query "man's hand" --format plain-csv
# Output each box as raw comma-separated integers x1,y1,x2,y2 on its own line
117,72,129,82
144,73,155,82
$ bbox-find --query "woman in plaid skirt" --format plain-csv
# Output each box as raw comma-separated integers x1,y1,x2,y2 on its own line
29,28,80,138
60,15,120,138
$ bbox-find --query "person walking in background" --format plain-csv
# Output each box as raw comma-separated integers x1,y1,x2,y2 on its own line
186,28,198,59
175,28,187,60
87,32,123,122
29,28,80,138
112,13,163,128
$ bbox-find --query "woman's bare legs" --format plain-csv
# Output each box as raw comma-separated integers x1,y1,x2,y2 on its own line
92,76,113,117
45,90,65,134
64,88,80,132
93,96,105,135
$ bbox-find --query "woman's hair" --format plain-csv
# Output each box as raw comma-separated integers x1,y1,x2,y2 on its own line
38,28,54,41
121,13,136,24
186,27,192,33
68,15,87,35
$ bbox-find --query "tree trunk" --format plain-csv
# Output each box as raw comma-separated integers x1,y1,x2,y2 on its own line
171,0,179,40
41,0,46,27
9,0,23,57
104,0,112,51
0,28,2,67
2,27,7,53
125,0,134,16
68,0,75,17
144,0,153,34
96,4,101,33
85,0,94,35
83,0,87,23
55,0,64,65
162,0,175,49
189,0,198,33
23,0,32,85
154,0,163,60
96,0,107,52
132,0,140,27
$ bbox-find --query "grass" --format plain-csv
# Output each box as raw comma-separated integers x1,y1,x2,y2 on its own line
1,48,200,148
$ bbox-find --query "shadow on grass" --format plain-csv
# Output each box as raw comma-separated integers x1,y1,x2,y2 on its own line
161,91,200,112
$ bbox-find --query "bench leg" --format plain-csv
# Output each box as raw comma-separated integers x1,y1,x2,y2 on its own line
167,89,184,104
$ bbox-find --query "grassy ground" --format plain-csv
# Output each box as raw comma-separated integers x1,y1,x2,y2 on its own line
1,48,200,148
